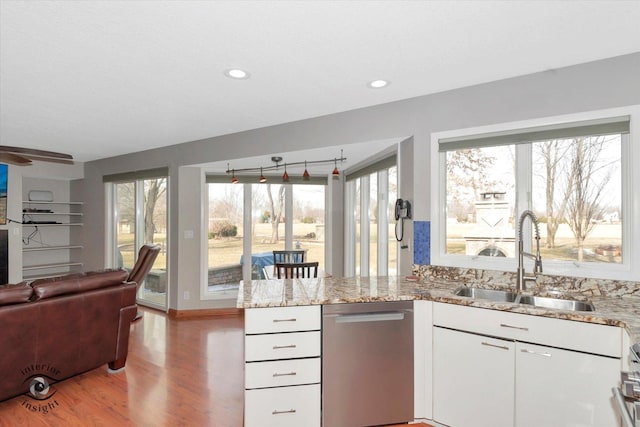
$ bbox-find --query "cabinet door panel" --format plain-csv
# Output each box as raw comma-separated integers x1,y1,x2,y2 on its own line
433,327,515,427
515,342,621,427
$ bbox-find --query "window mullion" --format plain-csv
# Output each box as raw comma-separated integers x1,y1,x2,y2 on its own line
344,180,356,276
243,184,252,282
378,170,389,276
360,176,370,277
285,185,293,250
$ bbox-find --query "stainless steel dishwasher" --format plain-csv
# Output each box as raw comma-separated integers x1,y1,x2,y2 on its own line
322,301,414,427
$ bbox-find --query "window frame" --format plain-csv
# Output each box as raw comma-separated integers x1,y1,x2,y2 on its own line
430,105,639,281
202,176,328,299
344,155,398,277
105,172,169,310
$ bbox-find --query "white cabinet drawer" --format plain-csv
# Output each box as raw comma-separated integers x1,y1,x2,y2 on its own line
245,331,320,361
245,357,320,389
433,302,621,357
245,384,320,427
245,306,320,334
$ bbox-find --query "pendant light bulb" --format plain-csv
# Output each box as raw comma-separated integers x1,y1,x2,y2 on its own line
282,164,289,182
231,169,238,184
259,167,267,183
302,161,310,180
332,158,339,177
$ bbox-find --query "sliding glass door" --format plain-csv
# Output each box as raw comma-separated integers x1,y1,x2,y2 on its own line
112,177,168,310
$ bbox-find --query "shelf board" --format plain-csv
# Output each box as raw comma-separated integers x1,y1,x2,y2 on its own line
23,201,83,205
22,212,83,216
23,262,83,271
22,223,83,227
23,245,84,252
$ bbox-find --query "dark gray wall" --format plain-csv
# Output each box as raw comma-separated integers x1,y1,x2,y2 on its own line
82,53,640,310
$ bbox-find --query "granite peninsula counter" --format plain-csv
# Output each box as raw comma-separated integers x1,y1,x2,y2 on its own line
237,275,640,344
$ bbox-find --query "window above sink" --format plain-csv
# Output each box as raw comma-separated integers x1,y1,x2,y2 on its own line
430,105,640,282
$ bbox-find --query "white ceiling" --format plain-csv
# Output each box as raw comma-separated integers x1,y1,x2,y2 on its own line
1,0,639,163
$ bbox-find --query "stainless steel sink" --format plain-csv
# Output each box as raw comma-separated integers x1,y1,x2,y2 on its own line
453,287,595,312
454,287,518,302
517,295,595,312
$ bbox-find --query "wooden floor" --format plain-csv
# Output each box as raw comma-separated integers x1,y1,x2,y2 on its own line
0,307,245,426
0,307,432,427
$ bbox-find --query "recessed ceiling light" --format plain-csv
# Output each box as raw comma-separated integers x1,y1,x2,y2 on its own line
224,69,250,79
368,79,390,89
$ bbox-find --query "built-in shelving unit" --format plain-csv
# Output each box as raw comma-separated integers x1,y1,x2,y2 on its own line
22,200,84,280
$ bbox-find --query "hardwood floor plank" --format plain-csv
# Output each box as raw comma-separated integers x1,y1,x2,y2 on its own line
0,308,244,426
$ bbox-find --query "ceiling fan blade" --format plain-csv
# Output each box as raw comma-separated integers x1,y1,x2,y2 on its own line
0,145,73,160
22,154,74,165
0,152,32,165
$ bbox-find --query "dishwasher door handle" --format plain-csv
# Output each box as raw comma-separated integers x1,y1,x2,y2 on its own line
612,387,636,427
333,311,405,323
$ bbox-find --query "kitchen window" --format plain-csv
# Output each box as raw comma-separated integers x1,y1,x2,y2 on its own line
430,106,639,281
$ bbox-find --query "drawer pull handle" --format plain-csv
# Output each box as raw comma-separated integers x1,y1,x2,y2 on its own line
273,318,297,323
273,372,297,377
481,341,510,351
521,349,552,357
272,409,296,415
500,323,529,331
273,344,297,350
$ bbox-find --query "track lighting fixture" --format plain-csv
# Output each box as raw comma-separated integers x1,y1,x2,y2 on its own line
303,161,310,181
225,151,346,183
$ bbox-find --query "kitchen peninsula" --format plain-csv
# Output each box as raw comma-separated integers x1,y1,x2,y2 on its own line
239,275,640,341
238,274,640,427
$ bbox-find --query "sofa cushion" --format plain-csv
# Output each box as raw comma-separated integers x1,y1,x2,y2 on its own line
0,283,33,306
31,268,129,301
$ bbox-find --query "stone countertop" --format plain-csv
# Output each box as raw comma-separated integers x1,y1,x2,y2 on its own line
238,276,640,344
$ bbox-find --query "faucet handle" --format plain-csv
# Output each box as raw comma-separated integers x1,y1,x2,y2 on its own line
535,259,543,274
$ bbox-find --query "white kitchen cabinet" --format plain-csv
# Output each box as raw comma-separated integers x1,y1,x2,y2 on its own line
515,342,620,427
244,305,320,427
433,326,515,427
432,302,622,427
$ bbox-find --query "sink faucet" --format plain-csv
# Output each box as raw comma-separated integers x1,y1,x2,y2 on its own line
517,210,543,291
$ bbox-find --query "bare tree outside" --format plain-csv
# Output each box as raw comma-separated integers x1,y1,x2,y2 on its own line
266,184,285,243
564,136,619,262
534,140,573,248
143,178,166,244
446,148,502,222
209,184,243,225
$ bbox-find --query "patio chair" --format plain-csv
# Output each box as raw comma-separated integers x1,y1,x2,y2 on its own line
272,250,305,264
129,244,161,320
274,261,319,278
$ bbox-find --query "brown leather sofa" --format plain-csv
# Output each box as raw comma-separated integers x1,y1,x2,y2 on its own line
0,268,137,402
